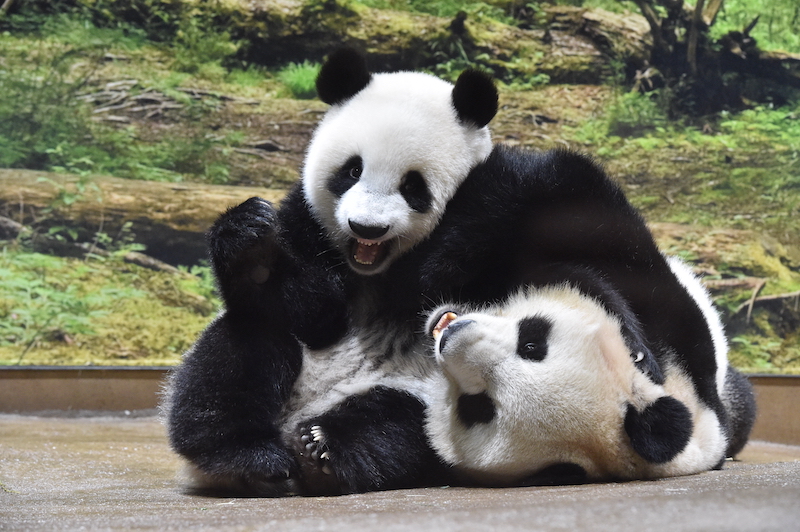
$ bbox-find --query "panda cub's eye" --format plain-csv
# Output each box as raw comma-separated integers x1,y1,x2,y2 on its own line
328,155,363,197
517,316,552,362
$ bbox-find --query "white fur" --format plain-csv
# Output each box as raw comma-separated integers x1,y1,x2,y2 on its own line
666,256,729,395
425,282,730,484
302,71,493,274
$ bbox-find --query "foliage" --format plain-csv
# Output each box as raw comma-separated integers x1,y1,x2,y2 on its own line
711,0,800,53
0,32,105,170
357,0,514,22
0,247,219,366
278,60,321,99
172,17,239,80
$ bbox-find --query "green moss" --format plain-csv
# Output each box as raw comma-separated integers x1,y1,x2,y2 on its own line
0,249,219,366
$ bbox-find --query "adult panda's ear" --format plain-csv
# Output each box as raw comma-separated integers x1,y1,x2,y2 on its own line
316,47,373,106
451,69,498,128
624,396,693,464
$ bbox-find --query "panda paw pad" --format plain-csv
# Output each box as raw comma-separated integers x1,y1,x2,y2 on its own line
300,425,333,475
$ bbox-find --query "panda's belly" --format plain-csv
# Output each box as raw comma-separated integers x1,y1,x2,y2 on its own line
280,322,437,429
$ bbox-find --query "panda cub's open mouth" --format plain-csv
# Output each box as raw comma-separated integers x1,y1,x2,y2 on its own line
350,238,392,271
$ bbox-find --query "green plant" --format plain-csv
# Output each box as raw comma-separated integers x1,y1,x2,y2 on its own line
172,17,239,80
0,247,220,366
0,251,120,364
278,60,321,99
0,35,104,170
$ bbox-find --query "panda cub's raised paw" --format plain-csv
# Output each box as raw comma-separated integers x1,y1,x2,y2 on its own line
207,197,280,280
206,197,292,312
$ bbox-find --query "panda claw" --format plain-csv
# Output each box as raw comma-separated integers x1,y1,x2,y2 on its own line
297,424,334,478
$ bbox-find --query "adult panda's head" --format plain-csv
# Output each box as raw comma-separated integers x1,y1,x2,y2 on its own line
302,48,498,275
424,285,695,485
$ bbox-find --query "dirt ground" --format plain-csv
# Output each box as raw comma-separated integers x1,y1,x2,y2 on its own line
1,413,799,531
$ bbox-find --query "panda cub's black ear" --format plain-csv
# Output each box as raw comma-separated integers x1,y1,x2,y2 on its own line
316,47,373,106
451,69,498,128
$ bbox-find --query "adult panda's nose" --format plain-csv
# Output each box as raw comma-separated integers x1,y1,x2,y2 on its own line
349,220,390,240
439,319,476,353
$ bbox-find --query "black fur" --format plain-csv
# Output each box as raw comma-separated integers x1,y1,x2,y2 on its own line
327,155,362,197
166,187,353,492
723,366,757,457
414,145,719,413
168,53,752,495
457,392,497,427
290,386,450,495
316,48,372,106
517,316,552,362
400,170,432,213
166,316,301,496
451,69,499,128
624,396,693,464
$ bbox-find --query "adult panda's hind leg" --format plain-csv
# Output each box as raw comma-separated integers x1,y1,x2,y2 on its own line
289,386,450,495
722,366,757,457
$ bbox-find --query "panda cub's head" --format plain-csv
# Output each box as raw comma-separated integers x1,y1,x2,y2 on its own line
425,285,696,485
303,48,498,275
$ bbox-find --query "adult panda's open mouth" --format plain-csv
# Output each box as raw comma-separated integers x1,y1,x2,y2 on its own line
350,238,392,272
430,310,459,340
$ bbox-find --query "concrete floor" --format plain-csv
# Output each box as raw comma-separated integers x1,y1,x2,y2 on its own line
1,414,799,531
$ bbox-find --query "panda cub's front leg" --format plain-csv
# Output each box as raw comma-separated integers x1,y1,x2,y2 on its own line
207,196,286,318
289,386,450,495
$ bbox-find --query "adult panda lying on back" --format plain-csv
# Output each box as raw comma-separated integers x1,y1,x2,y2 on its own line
424,259,755,485
165,47,751,496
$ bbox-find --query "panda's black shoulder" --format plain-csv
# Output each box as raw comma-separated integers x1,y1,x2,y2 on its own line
276,184,340,266
465,145,628,205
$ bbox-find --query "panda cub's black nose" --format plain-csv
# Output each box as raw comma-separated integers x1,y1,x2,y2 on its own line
349,220,390,240
439,319,476,352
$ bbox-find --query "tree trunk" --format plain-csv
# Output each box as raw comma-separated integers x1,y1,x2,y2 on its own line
0,170,288,266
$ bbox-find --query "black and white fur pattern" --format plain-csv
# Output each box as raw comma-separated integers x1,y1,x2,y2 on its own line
425,260,755,485
165,48,753,497
165,48,498,496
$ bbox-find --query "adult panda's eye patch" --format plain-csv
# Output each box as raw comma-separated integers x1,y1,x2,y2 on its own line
517,316,552,361
327,155,363,197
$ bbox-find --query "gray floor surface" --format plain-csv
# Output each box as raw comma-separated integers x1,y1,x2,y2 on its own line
1,413,799,531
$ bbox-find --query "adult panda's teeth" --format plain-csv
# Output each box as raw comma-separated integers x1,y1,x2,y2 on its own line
432,312,459,340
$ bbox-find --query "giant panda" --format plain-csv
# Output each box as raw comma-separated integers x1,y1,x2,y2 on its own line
164,48,499,496
166,47,748,497
424,258,756,485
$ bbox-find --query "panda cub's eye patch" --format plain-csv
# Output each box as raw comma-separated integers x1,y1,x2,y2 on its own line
327,155,363,197
517,316,552,362
399,170,432,213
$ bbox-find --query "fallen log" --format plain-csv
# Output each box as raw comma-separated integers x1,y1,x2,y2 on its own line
0,169,288,266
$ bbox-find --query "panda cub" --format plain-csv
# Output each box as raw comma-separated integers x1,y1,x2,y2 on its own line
425,258,756,485
165,48,499,496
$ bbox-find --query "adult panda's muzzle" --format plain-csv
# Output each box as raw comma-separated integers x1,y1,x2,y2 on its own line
430,310,475,354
